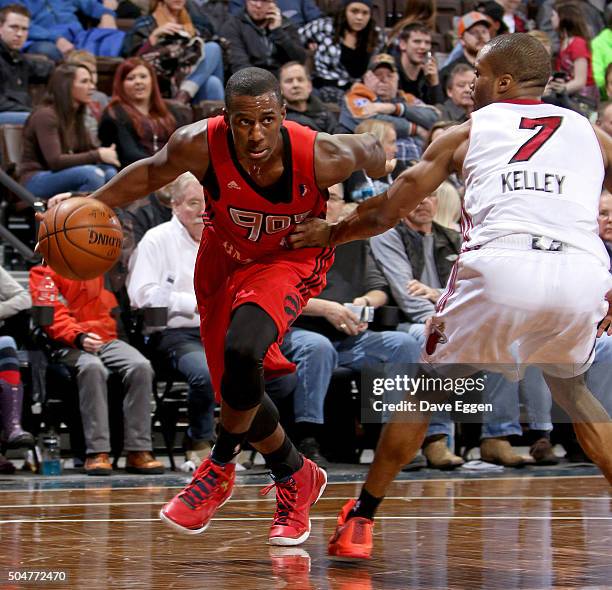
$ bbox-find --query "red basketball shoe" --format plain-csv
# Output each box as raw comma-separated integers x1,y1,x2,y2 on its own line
159,458,235,534
261,457,327,546
328,499,374,560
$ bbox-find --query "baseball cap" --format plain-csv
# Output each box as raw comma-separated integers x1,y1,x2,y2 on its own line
457,11,492,37
368,53,397,73
476,1,509,34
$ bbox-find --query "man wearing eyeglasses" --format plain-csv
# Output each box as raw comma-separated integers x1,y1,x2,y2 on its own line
220,0,307,76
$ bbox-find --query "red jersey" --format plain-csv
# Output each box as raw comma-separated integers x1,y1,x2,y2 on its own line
202,116,328,264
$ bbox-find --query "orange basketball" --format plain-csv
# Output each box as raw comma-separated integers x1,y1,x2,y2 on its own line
37,197,123,281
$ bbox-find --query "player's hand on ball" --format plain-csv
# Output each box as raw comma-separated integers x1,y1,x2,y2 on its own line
289,218,333,248
35,192,74,222
47,192,75,210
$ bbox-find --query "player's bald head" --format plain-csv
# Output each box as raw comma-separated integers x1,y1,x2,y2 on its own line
479,33,551,90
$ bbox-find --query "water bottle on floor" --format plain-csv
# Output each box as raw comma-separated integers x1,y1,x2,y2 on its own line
40,431,62,476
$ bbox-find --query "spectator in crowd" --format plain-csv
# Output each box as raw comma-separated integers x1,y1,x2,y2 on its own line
19,64,119,199
122,0,224,103
387,0,436,43
340,53,438,164
391,22,444,106
0,266,33,474
369,193,550,466
591,6,611,97
229,0,321,26
0,3,52,125
65,50,111,142
220,0,306,77
187,0,231,32
432,180,461,231
124,184,174,247
29,264,164,476
476,1,509,36
436,63,475,123
438,12,491,91
537,0,605,55
497,0,527,33
99,58,179,169
127,173,216,468
0,0,122,62
597,101,612,135
599,189,612,263
367,193,464,468
298,0,384,104
279,61,342,133
280,185,425,465
344,119,398,201
443,1,507,70
549,1,599,105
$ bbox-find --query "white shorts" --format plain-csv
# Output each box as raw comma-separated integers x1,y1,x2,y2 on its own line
423,235,612,380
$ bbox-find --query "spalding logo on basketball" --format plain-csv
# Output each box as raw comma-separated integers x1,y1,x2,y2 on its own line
37,197,123,281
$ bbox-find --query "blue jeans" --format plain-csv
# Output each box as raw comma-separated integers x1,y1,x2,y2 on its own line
281,327,422,425
0,111,29,125
481,368,553,439
25,41,63,63
587,334,612,415
398,322,454,438
481,334,612,438
157,328,215,443
186,42,224,102
25,164,117,199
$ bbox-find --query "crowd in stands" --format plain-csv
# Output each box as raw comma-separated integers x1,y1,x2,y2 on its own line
1,0,612,475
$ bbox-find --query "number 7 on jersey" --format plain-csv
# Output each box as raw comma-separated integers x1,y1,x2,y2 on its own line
509,116,563,164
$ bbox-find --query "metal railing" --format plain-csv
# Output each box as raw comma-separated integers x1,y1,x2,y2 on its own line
0,168,44,264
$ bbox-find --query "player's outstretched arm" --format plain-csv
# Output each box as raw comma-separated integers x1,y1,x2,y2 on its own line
91,120,210,209
290,122,469,248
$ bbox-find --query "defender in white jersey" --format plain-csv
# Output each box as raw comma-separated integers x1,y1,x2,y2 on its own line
290,32,612,560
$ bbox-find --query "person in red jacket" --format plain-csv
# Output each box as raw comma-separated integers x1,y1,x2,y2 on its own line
29,266,164,476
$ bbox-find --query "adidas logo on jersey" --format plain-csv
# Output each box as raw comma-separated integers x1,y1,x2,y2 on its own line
227,181,241,190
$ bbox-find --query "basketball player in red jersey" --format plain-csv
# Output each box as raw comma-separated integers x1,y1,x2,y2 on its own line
46,67,390,545
291,33,612,559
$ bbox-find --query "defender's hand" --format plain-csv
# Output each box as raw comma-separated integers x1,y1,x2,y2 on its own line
597,291,612,337
289,218,333,248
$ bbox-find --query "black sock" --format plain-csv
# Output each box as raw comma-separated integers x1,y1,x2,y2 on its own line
262,434,304,481
349,487,383,521
211,425,248,464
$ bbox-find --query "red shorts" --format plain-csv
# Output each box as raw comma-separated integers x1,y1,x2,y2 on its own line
194,228,334,398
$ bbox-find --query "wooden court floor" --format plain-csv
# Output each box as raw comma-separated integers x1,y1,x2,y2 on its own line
1,473,612,590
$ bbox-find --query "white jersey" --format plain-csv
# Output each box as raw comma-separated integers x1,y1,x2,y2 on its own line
462,101,608,267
